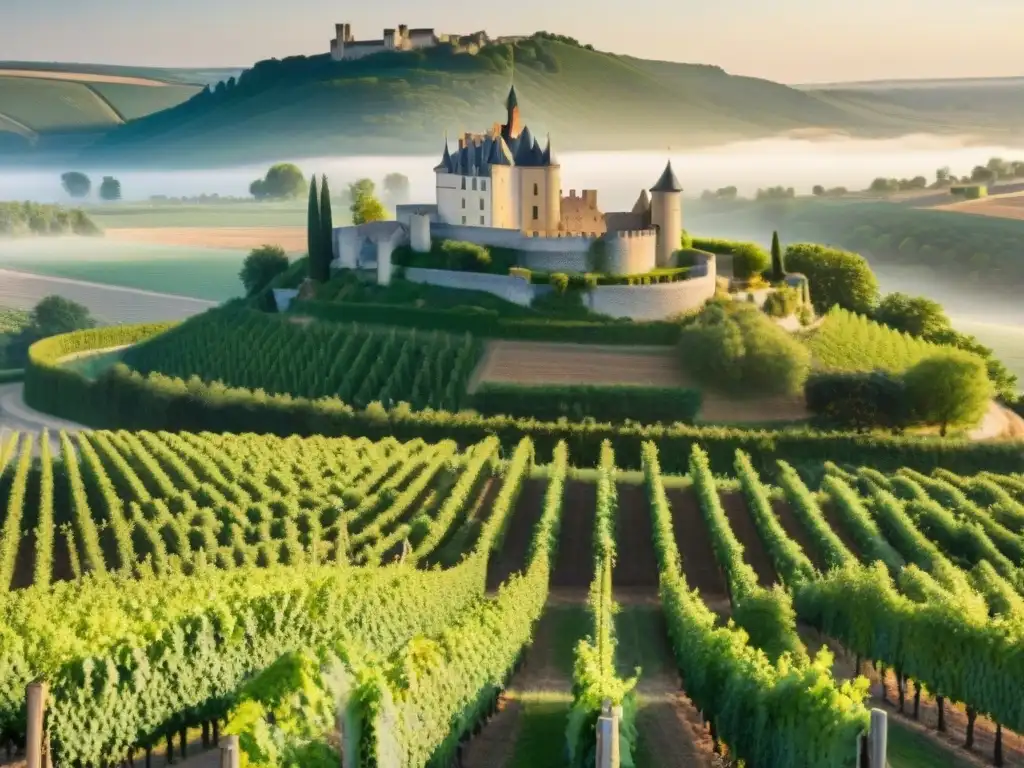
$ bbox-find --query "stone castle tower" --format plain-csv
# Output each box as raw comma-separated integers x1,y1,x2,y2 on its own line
649,161,683,267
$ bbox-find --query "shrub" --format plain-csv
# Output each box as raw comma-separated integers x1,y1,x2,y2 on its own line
240,245,290,297
805,371,909,432
762,286,801,318
692,237,769,279
873,293,950,338
808,307,948,373
440,239,491,271
797,305,814,327
679,302,810,396
549,272,570,293
784,243,878,314
904,351,993,436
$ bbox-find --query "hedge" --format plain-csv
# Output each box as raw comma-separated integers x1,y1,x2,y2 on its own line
289,300,682,345
23,326,1024,476
469,383,702,424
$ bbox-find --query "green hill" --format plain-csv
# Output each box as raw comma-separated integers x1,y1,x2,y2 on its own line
0,62,241,157
5,36,1024,166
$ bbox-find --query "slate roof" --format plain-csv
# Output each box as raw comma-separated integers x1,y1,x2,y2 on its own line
650,161,683,193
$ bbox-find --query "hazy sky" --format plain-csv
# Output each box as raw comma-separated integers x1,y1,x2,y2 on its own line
2,0,1021,84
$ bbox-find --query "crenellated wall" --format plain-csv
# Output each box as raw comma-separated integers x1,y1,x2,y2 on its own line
601,229,657,275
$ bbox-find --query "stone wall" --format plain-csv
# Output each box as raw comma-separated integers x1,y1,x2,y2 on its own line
586,251,717,320
403,267,537,306
602,229,657,275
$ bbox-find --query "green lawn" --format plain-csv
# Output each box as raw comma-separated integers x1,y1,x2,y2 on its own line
0,239,244,301
887,719,976,768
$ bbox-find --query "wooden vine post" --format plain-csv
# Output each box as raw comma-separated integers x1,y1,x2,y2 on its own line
595,699,620,768
869,708,888,767
25,681,49,768
220,734,239,768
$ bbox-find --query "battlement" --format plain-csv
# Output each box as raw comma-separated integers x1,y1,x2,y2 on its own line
564,189,599,207
604,228,657,240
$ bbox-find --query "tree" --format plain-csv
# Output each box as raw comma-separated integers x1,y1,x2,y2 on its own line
250,163,306,200
239,245,289,296
349,178,388,225
770,230,785,281
382,172,410,204
812,185,825,196
935,166,951,186
306,175,322,281
729,242,770,280
314,175,335,282
873,292,950,338
61,172,91,199
903,351,992,436
98,177,121,201
784,243,879,315
27,296,95,338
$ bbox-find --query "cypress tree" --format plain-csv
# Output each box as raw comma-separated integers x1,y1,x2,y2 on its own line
307,174,322,281
319,175,334,282
771,230,785,282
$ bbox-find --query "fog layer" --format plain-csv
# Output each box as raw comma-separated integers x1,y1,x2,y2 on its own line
3,134,1019,207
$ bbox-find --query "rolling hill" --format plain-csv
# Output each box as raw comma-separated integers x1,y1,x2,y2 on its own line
2,36,1024,166
0,63,241,157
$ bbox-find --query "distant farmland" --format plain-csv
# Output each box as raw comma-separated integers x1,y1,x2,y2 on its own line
0,65,203,140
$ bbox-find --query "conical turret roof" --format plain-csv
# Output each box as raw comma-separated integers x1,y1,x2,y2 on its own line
650,160,683,193
506,84,519,110
434,137,454,172
541,134,556,165
632,189,651,213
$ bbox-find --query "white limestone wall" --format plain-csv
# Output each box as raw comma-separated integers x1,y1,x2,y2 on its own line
586,251,716,320
436,172,491,226
404,267,536,306
603,230,657,275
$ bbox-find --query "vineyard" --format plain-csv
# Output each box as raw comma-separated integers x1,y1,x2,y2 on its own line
806,307,951,372
0,427,1020,766
122,305,483,410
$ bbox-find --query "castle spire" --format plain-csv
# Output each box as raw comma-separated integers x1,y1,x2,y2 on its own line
541,133,556,165
650,160,683,193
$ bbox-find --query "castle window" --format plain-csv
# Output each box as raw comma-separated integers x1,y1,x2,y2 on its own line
533,183,539,196
480,216,485,225
472,178,477,191
461,178,467,190
462,216,467,224
532,205,539,220
462,198,466,209
479,199,485,211
481,180,487,191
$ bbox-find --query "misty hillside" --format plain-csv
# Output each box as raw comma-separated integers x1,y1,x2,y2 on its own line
4,35,1024,166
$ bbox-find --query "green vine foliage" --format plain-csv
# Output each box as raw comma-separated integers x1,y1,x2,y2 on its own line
641,442,871,767
355,441,570,765
567,441,638,768
43,555,489,765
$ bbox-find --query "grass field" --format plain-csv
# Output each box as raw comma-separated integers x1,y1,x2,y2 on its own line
83,200,310,229
0,239,244,301
0,64,202,140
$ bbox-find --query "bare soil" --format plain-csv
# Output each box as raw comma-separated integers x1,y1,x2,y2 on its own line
629,607,725,768
104,226,307,253
551,481,596,590
719,492,777,587
9,527,34,589
474,340,810,424
818,499,867,560
770,498,827,571
612,482,660,591
0,69,171,86
664,488,729,601
930,190,1024,220
486,478,547,590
